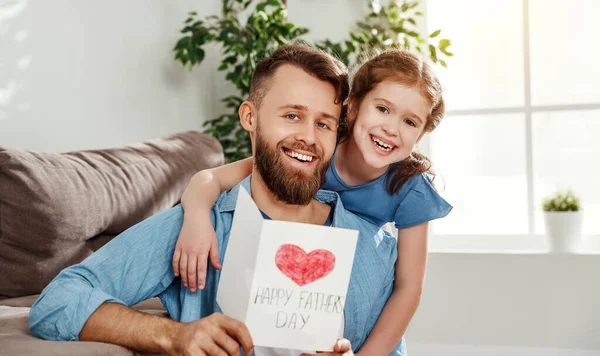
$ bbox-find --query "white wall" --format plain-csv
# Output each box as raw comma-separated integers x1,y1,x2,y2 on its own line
287,0,367,43
407,252,600,355
0,0,220,152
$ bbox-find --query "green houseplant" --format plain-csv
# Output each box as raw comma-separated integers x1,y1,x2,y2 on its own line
174,0,452,162
542,190,581,212
542,190,583,252
316,0,452,67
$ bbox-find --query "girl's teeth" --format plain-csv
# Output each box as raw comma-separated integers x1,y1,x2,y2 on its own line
371,136,393,151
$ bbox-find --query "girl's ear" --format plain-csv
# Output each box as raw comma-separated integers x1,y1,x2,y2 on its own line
239,101,258,133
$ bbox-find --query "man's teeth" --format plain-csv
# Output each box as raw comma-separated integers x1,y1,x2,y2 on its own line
371,136,394,151
285,150,314,162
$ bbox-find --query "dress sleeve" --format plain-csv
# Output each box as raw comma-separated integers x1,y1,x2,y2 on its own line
393,173,453,229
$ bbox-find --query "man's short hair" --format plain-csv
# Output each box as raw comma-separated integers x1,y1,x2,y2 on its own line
248,42,349,109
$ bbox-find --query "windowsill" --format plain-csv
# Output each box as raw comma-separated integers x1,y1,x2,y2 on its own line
427,234,600,255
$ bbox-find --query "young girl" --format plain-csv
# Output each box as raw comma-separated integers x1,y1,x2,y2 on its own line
172,49,452,355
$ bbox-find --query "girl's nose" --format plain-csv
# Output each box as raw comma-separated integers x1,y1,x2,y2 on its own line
382,122,400,136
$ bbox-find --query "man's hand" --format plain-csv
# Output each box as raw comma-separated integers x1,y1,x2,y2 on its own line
168,313,253,356
300,338,354,356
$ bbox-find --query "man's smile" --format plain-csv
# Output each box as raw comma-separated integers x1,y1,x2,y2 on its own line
281,147,318,169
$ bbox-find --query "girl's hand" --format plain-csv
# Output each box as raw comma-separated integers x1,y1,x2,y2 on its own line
300,338,354,356
172,210,221,292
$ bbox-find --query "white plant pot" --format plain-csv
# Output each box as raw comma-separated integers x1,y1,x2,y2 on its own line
543,211,583,253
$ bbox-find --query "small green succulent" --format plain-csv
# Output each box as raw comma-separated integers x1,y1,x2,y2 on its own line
542,190,582,212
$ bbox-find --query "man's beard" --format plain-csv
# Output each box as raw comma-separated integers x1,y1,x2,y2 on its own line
254,125,330,205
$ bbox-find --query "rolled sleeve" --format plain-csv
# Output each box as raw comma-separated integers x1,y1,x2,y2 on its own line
29,205,186,341
29,278,127,341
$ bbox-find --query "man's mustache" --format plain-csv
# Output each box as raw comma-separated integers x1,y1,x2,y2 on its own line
279,141,322,160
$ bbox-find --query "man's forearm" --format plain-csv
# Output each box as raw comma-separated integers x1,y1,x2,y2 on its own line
80,302,181,354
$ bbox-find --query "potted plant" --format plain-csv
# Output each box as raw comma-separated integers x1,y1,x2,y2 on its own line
542,190,583,252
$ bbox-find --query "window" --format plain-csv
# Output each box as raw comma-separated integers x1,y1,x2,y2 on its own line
426,0,600,237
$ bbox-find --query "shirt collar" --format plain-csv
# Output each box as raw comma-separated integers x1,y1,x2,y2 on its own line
218,175,345,225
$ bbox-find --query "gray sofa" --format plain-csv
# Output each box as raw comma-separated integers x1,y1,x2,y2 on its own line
0,131,224,355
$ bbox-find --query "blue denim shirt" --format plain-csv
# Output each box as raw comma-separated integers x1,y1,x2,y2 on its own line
29,177,407,355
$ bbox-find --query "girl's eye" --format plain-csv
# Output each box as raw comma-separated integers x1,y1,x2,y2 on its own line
376,106,390,114
287,114,299,120
405,119,417,127
317,122,329,130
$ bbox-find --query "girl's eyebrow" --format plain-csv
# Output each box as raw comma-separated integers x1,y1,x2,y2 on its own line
374,97,424,124
374,97,397,111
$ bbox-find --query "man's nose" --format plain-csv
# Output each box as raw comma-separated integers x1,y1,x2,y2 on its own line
294,121,317,145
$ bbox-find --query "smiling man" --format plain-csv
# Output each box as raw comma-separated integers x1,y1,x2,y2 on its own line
29,43,403,356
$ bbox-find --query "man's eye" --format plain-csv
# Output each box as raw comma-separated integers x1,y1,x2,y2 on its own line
317,122,329,129
287,114,299,120
377,106,390,114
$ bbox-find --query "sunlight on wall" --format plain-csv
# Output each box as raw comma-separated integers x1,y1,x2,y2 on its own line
0,0,30,121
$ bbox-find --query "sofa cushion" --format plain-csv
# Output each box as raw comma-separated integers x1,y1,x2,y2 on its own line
0,131,224,299
0,294,167,311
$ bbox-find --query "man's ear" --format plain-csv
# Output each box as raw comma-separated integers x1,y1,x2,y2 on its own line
239,101,258,133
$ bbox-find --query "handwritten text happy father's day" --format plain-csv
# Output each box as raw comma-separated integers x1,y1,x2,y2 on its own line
253,286,345,330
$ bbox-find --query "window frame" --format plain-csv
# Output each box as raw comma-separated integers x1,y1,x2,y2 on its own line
424,0,600,247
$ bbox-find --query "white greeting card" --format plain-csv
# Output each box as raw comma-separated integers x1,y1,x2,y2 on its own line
216,187,358,351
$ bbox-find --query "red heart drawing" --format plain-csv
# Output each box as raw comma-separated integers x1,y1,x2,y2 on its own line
275,244,336,287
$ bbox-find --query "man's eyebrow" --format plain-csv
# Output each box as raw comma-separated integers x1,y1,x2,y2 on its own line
278,104,309,111
278,104,339,123
374,97,424,124
318,111,339,122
